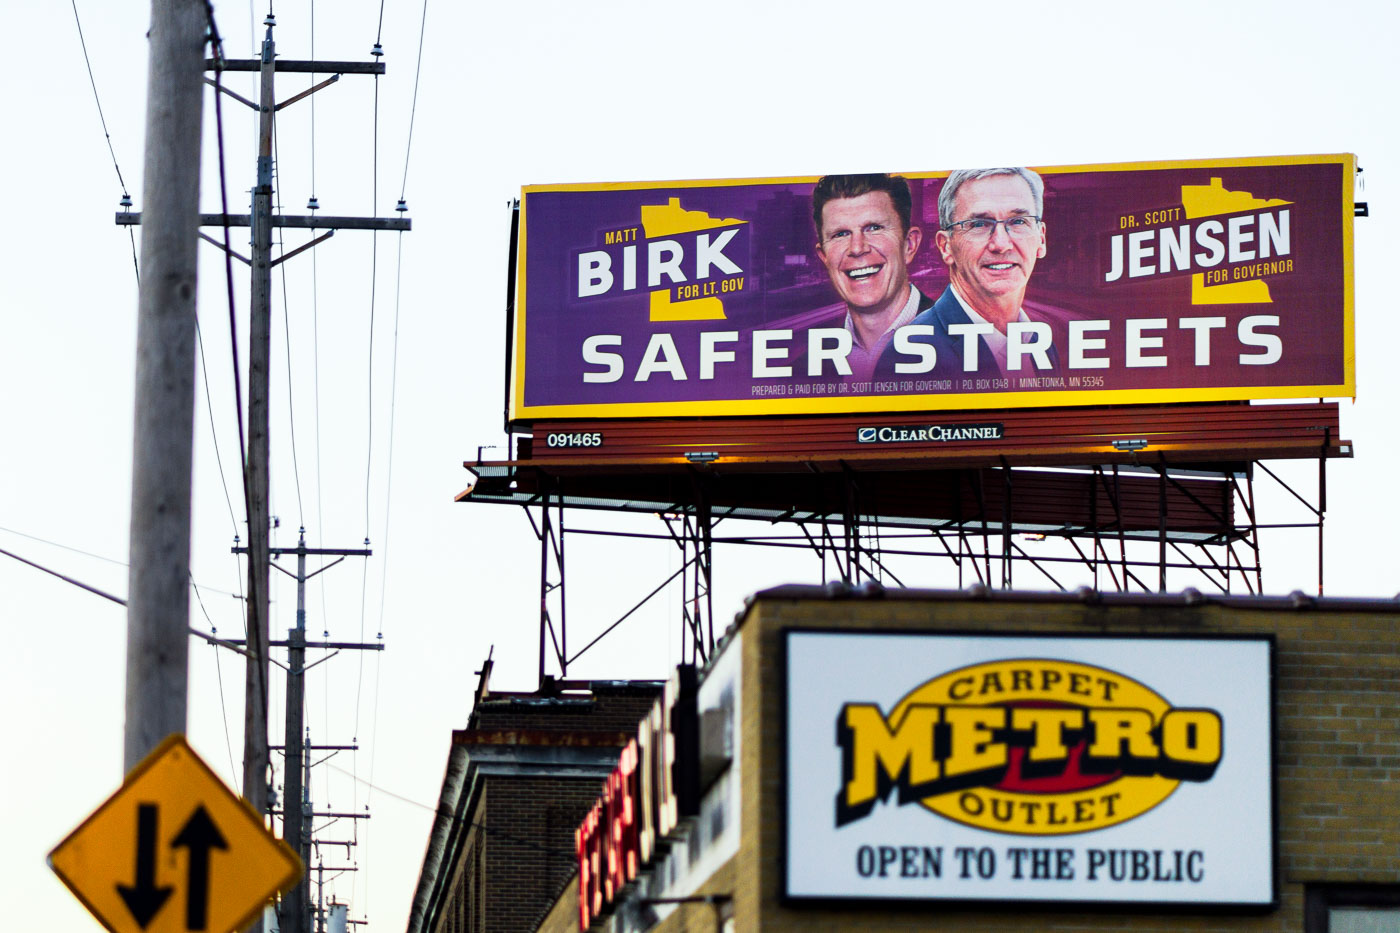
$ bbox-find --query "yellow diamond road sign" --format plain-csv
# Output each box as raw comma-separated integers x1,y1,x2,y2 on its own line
49,734,302,933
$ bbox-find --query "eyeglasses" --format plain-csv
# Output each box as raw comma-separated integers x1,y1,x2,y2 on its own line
943,216,1042,239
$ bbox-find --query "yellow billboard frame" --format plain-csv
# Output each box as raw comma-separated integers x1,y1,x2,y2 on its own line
509,153,1355,423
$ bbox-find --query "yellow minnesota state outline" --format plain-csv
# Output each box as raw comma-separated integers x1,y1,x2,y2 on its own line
1183,178,1292,305
640,198,745,322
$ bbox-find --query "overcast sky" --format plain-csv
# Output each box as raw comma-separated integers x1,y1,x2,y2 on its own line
5,1,1398,930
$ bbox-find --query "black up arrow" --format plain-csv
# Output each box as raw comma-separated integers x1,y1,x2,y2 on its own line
116,804,173,929
171,806,228,931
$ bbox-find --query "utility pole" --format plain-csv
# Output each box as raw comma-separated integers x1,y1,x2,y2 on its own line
123,0,206,772
115,16,407,928
264,532,372,933
242,13,278,862
237,534,378,933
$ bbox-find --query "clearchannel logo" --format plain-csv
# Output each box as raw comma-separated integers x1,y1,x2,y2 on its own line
856,424,1005,444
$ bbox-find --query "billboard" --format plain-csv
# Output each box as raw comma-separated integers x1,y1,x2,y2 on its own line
510,154,1353,423
783,630,1275,908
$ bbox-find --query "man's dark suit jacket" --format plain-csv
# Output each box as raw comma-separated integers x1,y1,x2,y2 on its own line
890,285,1059,379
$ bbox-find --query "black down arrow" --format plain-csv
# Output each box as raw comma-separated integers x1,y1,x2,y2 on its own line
116,803,174,929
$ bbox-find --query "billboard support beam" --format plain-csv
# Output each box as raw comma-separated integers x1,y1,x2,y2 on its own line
1001,459,1014,589
1319,429,1329,596
959,471,982,588
657,490,719,666
700,496,714,651
829,516,848,584
1109,466,1139,590
490,453,1329,667
972,471,991,585
534,484,567,687
1007,539,1065,591
950,473,966,589
667,508,713,666
1230,471,1260,594
1172,540,1227,592
1159,461,1169,592
681,494,716,664
841,466,860,585
1086,471,1104,589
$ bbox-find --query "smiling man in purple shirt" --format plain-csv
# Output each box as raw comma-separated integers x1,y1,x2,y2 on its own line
810,173,955,383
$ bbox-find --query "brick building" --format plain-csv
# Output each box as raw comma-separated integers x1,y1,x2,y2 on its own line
412,585,1400,933
405,663,661,933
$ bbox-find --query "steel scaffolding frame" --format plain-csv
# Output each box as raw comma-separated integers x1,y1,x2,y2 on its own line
501,453,1329,684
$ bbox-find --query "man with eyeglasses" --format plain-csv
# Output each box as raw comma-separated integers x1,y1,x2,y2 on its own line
913,167,1059,375
809,173,961,383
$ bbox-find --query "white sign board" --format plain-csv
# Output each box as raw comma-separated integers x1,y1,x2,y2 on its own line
783,630,1274,908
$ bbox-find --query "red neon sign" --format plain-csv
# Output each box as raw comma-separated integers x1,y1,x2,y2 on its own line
576,666,698,928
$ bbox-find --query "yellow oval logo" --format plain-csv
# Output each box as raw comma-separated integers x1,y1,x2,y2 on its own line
836,659,1222,836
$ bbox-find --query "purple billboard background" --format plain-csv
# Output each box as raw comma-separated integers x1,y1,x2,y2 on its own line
513,158,1351,419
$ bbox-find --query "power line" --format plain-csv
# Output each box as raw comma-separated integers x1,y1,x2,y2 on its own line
69,0,140,283
0,525,246,600
200,10,261,677
307,0,337,806
376,237,406,639
196,318,244,539
353,75,382,867
0,523,125,566
0,544,125,606
205,6,252,499
364,93,381,542
368,12,428,772
192,575,242,786
2,545,264,666
273,125,307,528
352,29,389,919
203,16,272,728
351,36,386,903
69,0,130,195
327,763,577,865
397,0,430,201
376,0,427,669
364,233,405,818
201,17,266,813
2,543,260,729
4,534,272,794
